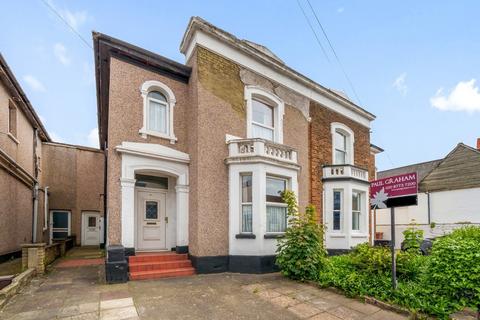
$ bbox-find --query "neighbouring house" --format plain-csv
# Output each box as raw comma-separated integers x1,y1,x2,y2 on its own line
0,54,105,263
93,16,378,280
375,141,480,248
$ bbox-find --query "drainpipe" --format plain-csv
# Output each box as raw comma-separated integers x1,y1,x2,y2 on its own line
427,192,431,225
102,139,108,249
32,128,39,243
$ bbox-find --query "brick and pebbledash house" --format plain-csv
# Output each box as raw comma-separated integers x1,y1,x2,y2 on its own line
93,17,380,281
0,16,380,282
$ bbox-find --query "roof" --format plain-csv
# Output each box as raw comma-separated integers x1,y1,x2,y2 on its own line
377,159,442,182
370,143,384,154
420,143,480,192
93,32,192,149
0,54,50,142
180,17,376,123
378,143,480,192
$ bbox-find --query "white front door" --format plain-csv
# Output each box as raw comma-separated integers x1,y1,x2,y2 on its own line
136,190,167,251
82,212,100,246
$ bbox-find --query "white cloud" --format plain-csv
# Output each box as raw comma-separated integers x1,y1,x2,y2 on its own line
49,131,65,143
59,8,87,31
53,43,70,65
86,128,99,148
47,0,88,31
23,75,46,92
430,79,480,113
392,72,407,96
337,7,344,13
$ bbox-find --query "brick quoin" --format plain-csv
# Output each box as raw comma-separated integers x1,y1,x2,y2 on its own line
309,101,374,222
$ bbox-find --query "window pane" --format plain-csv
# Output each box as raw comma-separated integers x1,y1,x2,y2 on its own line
241,205,252,233
333,211,341,230
266,206,287,232
352,192,360,211
241,175,252,202
252,99,273,127
145,201,158,219
135,174,168,189
88,216,96,227
352,212,360,230
335,150,346,165
53,212,69,228
334,131,346,151
252,123,274,141
266,177,286,203
148,100,168,133
333,191,341,210
148,91,167,102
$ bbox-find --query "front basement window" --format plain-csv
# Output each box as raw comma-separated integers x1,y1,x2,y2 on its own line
266,176,287,233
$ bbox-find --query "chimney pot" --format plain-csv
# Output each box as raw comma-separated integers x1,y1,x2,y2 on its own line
477,138,480,150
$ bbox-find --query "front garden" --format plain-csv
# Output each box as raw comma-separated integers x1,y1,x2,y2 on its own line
276,191,480,319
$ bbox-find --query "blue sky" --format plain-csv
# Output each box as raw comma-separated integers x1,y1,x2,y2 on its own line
1,1,479,170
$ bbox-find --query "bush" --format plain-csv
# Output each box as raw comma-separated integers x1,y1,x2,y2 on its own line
402,224,424,253
349,243,391,274
426,227,480,311
276,191,327,281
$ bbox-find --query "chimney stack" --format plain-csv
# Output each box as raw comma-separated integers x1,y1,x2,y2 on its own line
477,138,480,150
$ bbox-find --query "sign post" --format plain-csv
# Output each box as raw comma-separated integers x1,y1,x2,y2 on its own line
370,172,418,290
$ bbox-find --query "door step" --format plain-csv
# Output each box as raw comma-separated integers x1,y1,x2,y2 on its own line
128,252,195,280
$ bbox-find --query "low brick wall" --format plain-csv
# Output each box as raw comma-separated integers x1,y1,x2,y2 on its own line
0,268,35,309
21,241,69,274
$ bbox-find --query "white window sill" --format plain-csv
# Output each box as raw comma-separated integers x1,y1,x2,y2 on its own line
139,128,177,144
7,132,19,144
329,233,346,238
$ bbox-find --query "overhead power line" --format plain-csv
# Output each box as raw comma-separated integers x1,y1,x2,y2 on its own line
40,0,92,50
304,0,363,106
295,0,330,63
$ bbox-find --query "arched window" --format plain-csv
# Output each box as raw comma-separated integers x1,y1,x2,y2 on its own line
245,86,284,143
139,80,177,143
331,122,354,165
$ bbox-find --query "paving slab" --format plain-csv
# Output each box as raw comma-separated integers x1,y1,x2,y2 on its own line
0,262,409,320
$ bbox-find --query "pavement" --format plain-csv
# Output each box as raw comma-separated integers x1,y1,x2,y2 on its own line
0,248,408,320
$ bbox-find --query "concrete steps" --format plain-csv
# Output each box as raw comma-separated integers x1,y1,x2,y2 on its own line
128,252,195,280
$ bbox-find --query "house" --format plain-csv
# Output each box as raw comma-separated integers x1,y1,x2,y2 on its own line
375,141,480,248
0,54,104,263
93,16,378,280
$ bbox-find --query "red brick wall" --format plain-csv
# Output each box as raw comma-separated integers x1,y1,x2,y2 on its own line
309,101,373,221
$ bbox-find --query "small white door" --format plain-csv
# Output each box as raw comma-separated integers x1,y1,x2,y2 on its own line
82,212,101,246
136,190,167,251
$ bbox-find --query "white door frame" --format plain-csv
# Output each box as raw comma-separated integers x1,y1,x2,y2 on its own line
81,211,101,246
116,142,190,250
135,188,168,251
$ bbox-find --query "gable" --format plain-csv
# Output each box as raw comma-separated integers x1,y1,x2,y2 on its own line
420,144,480,192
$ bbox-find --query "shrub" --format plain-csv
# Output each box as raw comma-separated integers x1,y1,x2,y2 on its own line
276,190,327,281
402,224,424,253
349,243,391,274
427,227,480,311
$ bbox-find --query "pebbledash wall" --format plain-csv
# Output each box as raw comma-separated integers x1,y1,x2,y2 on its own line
97,17,377,274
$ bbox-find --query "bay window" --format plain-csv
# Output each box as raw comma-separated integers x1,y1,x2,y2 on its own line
266,176,287,233
240,174,253,233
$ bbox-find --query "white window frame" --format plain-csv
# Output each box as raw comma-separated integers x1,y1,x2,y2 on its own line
351,190,364,232
332,189,343,232
245,86,284,144
139,80,177,143
240,173,253,234
265,175,289,234
49,210,71,240
331,122,354,165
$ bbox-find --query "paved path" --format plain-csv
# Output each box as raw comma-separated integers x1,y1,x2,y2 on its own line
0,263,407,320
